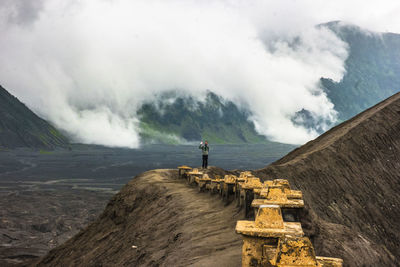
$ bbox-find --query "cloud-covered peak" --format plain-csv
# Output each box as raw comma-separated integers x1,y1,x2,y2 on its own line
0,0,396,147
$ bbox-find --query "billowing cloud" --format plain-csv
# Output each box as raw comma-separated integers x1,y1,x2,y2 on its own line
0,0,398,147
0,0,46,26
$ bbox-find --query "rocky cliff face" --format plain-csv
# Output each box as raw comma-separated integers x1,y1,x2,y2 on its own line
0,85,68,149
255,92,400,265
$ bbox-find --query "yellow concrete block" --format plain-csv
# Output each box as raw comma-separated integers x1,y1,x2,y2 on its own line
187,168,202,175
316,256,343,267
252,198,304,210
260,185,288,202
197,174,212,191
177,165,192,170
187,168,203,184
272,236,319,266
239,171,253,178
242,177,263,190
264,180,274,187
224,174,237,184
255,205,285,229
177,165,192,179
271,179,303,200
236,205,304,238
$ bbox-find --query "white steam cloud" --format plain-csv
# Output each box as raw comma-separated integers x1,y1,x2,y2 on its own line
0,0,398,147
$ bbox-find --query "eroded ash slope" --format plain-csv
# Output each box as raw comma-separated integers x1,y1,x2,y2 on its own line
255,92,400,266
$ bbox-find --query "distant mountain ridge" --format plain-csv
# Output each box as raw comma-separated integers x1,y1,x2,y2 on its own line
138,22,400,143
0,85,68,149
137,91,269,144
321,21,400,122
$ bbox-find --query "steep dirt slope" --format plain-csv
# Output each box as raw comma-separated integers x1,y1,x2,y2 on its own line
255,92,400,266
0,85,68,149
36,168,242,267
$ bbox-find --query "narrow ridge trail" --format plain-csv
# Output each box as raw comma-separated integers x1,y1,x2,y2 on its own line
37,92,400,266
36,169,242,267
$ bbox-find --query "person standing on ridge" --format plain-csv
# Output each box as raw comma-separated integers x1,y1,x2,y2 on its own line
199,140,209,169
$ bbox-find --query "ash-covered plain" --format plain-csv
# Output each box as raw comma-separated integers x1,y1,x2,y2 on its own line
0,143,294,266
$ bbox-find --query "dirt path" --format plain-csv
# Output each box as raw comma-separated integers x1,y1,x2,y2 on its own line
36,169,242,267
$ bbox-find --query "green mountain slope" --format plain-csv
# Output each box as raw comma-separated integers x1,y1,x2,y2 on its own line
0,85,69,149
321,21,400,122
139,22,400,144
137,92,268,144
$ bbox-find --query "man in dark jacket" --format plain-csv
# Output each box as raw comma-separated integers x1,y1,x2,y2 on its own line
199,141,209,169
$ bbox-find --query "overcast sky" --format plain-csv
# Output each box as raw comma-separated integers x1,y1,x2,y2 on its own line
0,0,399,147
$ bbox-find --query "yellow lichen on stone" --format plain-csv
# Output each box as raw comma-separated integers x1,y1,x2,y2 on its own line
260,180,303,201
197,174,212,190
208,178,222,193
188,168,202,175
197,173,211,181
239,171,253,178
252,198,304,211
210,178,221,185
176,163,343,266
235,177,246,194
236,206,304,266
253,188,262,199
287,190,303,200
224,174,237,184
264,180,274,186
262,185,288,201
273,179,290,189
316,256,343,267
272,179,303,200
242,177,263,190
187,168,203,184
177,165,193,179
272,236,319,266
236,205,303,238
177,165,192,170
242,236,279,267
233,183,342,266
255,205,285,229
